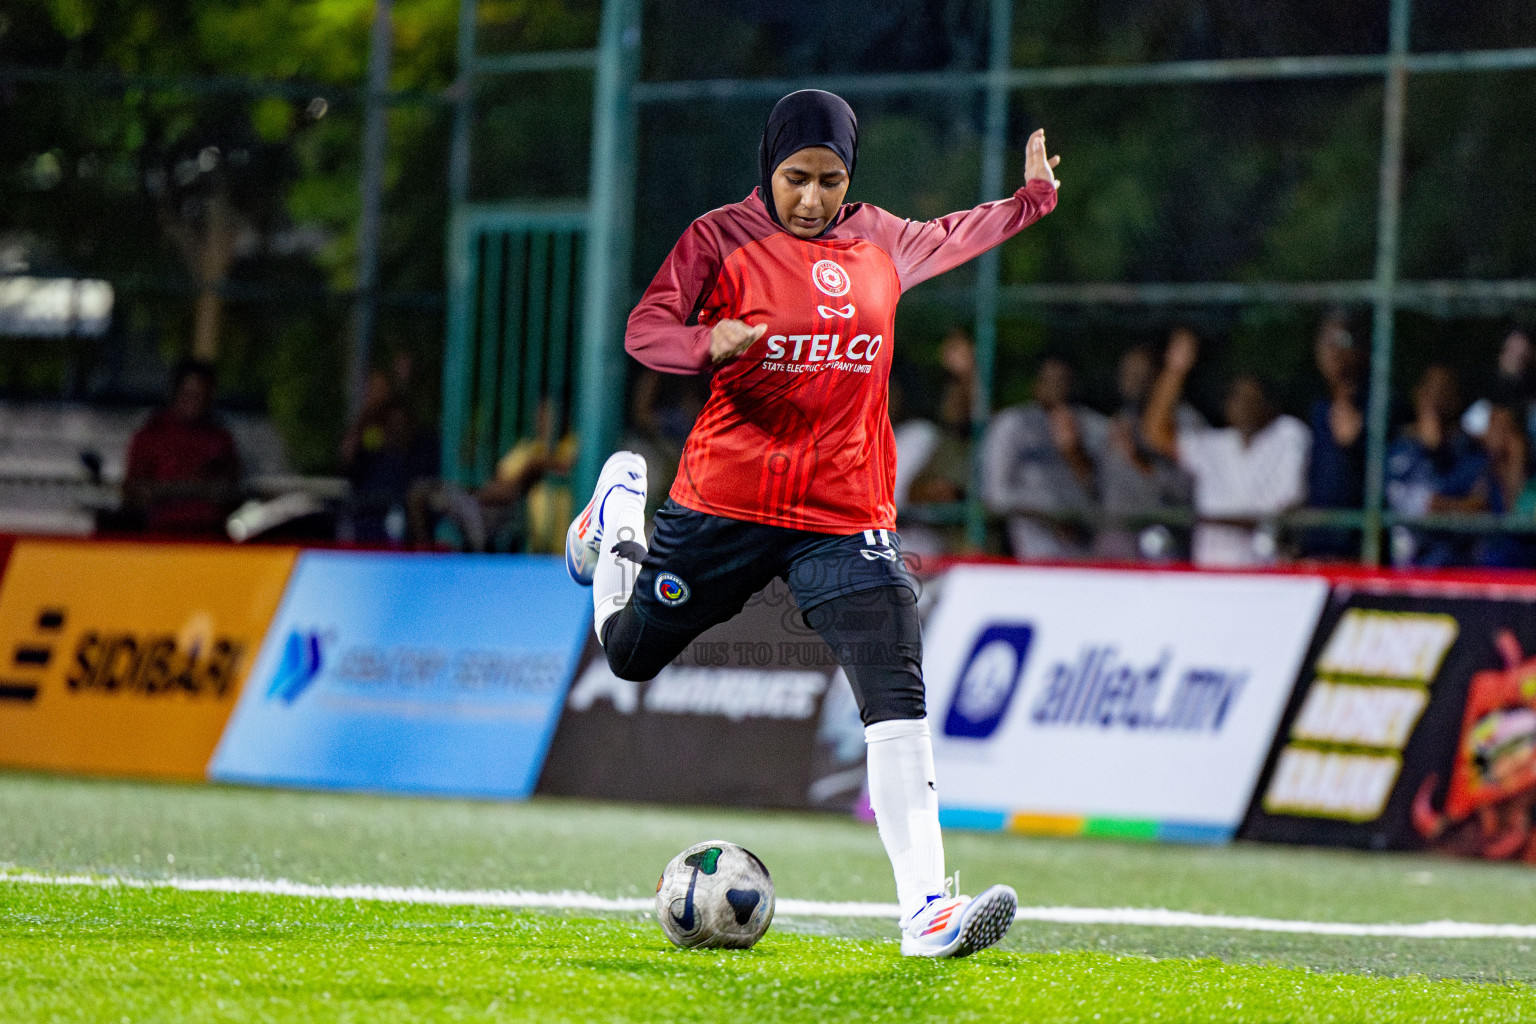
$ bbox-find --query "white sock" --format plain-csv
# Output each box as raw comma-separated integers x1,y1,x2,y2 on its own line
864,718,946,922
591,487,647,643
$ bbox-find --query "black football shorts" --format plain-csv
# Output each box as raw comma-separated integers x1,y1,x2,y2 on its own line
622,498,917,638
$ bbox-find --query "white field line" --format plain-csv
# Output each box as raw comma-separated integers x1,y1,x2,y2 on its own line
4,871,1535,940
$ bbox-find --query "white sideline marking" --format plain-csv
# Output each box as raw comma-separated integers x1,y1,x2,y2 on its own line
4,871,1535,939
1012,906,1536,939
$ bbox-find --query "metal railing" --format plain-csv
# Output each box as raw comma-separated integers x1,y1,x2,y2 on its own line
607,0,1536,561
441,205,587,486
442,0,1535,562
12,1,1536,566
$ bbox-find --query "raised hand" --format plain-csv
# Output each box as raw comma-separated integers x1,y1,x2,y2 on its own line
1165,328,1199,377
709,319,767,364
1144,329,1198,459
1329,398,1364,447
1024,129,1061,189
1048,405,1082,455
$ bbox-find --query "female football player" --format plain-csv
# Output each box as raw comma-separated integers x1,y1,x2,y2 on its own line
566,89,1060,958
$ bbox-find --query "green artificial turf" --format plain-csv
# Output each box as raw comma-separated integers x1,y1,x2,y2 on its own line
2,772,1536,1021
2,884,1534,1024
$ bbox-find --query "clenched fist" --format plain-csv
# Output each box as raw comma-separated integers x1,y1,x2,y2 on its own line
709,319,767,364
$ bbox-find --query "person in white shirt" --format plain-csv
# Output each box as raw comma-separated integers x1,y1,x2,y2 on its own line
982,356,1109,560
1142,329,1311,567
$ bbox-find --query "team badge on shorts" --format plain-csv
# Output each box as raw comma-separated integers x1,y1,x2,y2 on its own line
655,572,691,606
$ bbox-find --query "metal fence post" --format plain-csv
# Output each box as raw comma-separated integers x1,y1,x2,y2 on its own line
445,0,477,211
439,0,480,484
349,0,394,420
441,212,476,484
967,0,1013,551
1361,0,1414,565
574,0,642,501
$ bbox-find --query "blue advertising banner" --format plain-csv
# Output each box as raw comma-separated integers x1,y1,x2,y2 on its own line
210,552,590,798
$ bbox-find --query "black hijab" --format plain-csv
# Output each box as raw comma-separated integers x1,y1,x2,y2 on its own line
758,90,859,230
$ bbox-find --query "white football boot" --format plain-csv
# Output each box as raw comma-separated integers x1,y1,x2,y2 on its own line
565,451,648,586
900,882,1017,958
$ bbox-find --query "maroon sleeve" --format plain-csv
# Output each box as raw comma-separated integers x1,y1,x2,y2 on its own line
214,427,241,482
625,215,724,375
867,178,1059,292
124,427,152,483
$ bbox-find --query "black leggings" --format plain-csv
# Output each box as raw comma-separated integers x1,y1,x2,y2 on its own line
602,584,925,725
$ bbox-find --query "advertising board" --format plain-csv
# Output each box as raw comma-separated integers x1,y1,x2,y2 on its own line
537,579,867,811
923,565,1328,840
210,552,589,798
0,540,296,778
1243,583,1536,861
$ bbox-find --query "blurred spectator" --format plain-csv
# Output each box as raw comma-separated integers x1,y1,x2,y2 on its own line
492,404,578,553
890,376,931,511
344,395,437,545
1302,312,1367,559
1486,403,1529,507
895,328,976,557
1095,343,1198,560
123,358,241,537
389,349,416,396
1143,330,1310,567
1477,402,1536,568
623,369,705,518
983,355,1107,560
1487,328,1534,430
1464,327,1536,453
1386,365,1496,567
409,398,576,552
340,368,394,469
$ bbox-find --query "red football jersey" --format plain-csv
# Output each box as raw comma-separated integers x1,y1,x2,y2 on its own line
626,179,1058,533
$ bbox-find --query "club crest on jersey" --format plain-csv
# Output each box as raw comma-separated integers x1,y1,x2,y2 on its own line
811,259,851,298
655,572,691,606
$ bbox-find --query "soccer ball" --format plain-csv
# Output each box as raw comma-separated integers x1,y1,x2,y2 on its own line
654,839,775,949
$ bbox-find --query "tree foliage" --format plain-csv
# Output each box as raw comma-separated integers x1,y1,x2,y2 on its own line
3,0,1533,460
3,0,594,468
